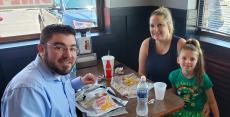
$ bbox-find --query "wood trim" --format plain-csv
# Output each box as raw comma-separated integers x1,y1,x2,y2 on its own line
0,33,40,44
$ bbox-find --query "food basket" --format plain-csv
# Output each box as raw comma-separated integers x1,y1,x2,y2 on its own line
111,73,154,98
75,84,122,116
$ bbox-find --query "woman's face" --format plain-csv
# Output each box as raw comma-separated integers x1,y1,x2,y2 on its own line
149,15,170,41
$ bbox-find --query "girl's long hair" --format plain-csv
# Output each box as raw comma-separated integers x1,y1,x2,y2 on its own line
179,39,205,85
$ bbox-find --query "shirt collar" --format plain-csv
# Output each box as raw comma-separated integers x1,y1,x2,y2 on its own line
179,68,195,80
34,54,68,82
54,74,62,81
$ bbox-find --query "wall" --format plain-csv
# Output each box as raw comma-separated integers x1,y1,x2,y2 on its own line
110,0,153,8
110,0,197,9
152,0,197,9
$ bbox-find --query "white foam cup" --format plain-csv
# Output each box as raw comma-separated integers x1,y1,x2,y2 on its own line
153,82,167,100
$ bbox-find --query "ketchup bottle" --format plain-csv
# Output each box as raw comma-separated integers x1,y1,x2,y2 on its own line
106,60,112,79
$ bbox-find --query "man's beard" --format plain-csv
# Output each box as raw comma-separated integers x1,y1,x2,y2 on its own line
44,53,74,75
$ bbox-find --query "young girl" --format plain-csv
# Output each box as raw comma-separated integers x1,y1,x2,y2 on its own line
168,39,219,117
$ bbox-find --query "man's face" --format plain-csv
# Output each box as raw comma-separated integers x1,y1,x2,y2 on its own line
41,33,77,75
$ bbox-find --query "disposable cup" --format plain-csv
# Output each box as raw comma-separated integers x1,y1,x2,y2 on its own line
153,82,167,100
101,55,115,80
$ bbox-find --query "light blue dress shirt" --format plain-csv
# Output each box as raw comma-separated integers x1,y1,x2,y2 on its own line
1,55,83,117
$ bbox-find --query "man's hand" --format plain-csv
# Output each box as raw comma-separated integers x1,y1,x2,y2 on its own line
81,73,96,84
202,102,210,117
97,75,104,82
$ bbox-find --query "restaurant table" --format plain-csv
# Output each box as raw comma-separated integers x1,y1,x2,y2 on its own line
76,60,184,117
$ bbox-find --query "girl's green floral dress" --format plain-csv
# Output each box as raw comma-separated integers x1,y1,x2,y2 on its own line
168,69,213,117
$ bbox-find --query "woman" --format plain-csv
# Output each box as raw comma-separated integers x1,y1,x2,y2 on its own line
138,7,185,87
139,7,211,116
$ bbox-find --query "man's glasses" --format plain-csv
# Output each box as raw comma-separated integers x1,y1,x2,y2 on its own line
46,43,79,55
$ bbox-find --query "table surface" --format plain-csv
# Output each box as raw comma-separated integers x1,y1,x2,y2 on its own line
76,60,184,117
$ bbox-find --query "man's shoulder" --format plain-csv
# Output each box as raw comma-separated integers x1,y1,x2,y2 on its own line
7,62,45,90
2,63,46,103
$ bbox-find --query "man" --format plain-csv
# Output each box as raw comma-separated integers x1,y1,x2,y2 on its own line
1,24,96,117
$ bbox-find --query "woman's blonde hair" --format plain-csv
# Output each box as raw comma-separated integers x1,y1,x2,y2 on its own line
178,39,205,85
150,7,174,35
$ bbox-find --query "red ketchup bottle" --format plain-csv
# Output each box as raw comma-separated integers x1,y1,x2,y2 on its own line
106,60,112,79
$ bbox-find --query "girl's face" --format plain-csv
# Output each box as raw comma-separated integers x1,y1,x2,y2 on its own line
149,15,170,41
177,49,199,75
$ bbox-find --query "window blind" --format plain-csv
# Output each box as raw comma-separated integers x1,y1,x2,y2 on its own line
198,0,230,36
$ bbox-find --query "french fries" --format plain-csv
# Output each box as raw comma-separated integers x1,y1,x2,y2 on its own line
122,74,139,86
100,96,115,111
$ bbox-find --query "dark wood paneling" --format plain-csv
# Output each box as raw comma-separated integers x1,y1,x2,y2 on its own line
171,9,187,38
110,6,155,16
201,41,230,117
126,14,150,70
205,56,230,117
92,15,128,64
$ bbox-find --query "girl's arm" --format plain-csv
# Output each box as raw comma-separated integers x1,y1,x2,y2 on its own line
206,88,220,117
202,101,210,117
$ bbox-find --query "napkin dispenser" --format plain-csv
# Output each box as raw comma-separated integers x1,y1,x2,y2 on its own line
76,35,97,68
76,53,97,68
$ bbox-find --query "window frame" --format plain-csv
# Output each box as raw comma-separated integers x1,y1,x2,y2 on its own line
74,0,105,33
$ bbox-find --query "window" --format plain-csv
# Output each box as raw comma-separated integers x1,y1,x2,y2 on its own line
198,0,230,37
39,0,103,31
0,0,106,43
0,9,40,38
